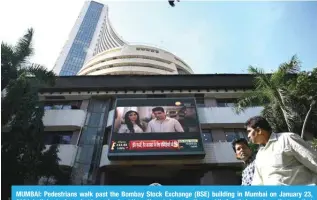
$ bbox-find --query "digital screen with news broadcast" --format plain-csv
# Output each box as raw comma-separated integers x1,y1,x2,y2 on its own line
107,98,205,160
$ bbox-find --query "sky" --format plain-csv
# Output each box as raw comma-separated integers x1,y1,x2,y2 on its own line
1,0,316,74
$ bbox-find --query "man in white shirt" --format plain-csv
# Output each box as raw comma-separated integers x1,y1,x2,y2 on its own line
245,116,317,185
146,107,184,133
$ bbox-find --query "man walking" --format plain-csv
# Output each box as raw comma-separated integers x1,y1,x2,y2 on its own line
232,138,256,185
245,116,317,185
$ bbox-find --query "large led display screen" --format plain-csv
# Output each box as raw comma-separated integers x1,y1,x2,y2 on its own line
108,98,205,160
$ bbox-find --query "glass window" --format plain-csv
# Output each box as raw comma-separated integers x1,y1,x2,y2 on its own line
195,94,205,107
75,145,95,164
59,2,103,76
79,127,98,145
86,113,104,127
62,105,72,110
43,131,73,145
44,101,82,110
44,106,52,110
61,135,72,144
90,113,102,127
235,129,248,139
217,99,237,107
71,163,92,184
202,129,213,143
203,133,213,143
217,102,226,107
224,129,239,142
52,105,63,110
91,137,103,165
92,101,106,112
71,104,80,109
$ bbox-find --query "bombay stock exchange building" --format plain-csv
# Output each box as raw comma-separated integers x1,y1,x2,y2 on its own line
53,0,193,76
42,0,266,185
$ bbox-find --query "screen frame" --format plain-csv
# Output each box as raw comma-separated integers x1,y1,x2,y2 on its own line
107,97,206,161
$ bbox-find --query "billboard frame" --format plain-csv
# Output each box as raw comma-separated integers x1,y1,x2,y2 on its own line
107,97,206,161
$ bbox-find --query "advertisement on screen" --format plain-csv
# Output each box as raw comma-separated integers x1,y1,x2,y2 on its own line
107,98,205,160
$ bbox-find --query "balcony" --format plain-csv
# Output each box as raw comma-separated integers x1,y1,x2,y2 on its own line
45,144,78,166
197,106,263,125
43,109,86,131
99,142,241,167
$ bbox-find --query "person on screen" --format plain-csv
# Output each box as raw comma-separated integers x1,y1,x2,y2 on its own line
178,107,199,132
232,138,256,186
117,110,145,133
245,116,317,185
113,108,122,133
146,107,184,133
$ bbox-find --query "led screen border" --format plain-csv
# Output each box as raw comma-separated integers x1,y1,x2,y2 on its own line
107,97,206,161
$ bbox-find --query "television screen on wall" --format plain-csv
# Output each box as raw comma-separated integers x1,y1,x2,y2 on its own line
107,98,205,160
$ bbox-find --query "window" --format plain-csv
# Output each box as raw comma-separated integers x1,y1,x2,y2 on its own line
62,105,72,110
224,129,247,142
44,101,82,110
61,135,72,144
44,131,73,145
75,145,95,164
225,130,238,142
217,99,237,107
52,105,63,110
195,94,205,107
79,127,99,145
235,129,248,139
59,2,103,76
202,129,213,143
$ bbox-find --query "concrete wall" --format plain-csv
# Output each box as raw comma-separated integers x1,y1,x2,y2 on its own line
198,107,263,124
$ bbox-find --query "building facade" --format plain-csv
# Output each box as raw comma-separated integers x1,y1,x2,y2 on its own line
53,1,193,76
39,74,263,185
53,1,126,76
77,45,194,75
